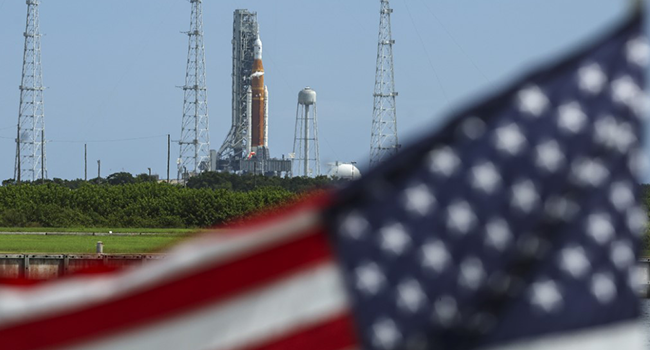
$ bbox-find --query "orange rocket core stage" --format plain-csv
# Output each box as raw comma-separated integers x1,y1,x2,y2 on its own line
251,58,265,148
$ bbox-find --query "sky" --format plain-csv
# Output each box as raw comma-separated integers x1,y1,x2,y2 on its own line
0,0,644,181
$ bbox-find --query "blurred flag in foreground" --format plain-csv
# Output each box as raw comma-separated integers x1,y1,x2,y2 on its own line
0,10,647,350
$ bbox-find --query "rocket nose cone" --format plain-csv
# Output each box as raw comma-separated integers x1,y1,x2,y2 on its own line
254,36,263,59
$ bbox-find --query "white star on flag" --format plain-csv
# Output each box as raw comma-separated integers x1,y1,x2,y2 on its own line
396,279,427,313
626,36,650,66
427,146,461,177
557,102,587,134
494,123,527,156
518,85,549,117
591,272,617,304
558,246,590,279
587,213,615,244
485,218,512,252
420,239,451,273
530,279,563,313
340,211,370,240
402,183,436,216
578,63,607,94
355,262,386,295
433,296,458,328
609,181,635,211
379,223,411,255
372,318,402,350
511,180,539,213
612,76,641,108
458,257,485,290
610,241,635,270
446,200,477,234
470,161,502,193
535,140,565,173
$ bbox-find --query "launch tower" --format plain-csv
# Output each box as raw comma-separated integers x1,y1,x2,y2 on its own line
177,0,210,179
14,0,47,183
369,0,399,168
216,10,290,176
216,10,259,171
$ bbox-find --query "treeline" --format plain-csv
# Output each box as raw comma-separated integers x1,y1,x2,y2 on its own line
3,171,333,192
0,171,335,228
185,172,333,192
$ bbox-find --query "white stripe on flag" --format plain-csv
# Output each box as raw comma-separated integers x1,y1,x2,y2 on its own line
64,263,348,350
481,321,645,350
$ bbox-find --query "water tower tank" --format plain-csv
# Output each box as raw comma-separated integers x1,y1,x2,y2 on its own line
298,87,317,105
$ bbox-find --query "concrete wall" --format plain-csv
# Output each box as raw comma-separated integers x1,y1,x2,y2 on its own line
0,254,165,280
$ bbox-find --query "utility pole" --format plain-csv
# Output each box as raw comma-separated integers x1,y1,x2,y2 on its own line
97,160,101,179
167,134,171,182
84,144,87,181
15,126,20,184
369,0,399,168
41,129,45,184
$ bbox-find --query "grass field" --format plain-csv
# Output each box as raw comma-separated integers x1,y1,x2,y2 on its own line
0,227,194,234
0,234,192,254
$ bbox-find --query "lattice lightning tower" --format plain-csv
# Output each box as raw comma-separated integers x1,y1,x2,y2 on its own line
369,0,399,168
178,0,210,179
15,0,47,183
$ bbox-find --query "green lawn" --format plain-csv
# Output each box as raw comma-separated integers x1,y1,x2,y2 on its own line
0,227,195,234
0,234,190,254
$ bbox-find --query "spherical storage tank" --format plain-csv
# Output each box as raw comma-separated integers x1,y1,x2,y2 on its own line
298,87,317,105
328,162,361,180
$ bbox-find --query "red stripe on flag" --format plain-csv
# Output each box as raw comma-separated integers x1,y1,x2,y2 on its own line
238,312,359,350
0,228,333,350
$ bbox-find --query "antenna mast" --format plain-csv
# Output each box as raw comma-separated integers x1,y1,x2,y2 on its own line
369,0,399,168
15,0,47,183
178,0,210,179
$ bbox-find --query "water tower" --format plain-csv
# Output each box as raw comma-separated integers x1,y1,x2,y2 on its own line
292,87,320,177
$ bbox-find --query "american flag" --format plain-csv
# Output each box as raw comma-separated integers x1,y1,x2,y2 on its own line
0,10,647,350
327,10,648,350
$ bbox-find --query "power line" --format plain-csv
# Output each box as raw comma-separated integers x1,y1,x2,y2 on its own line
402,0,450,104
0,134,168,143
418,0,491,84
50,134,168,144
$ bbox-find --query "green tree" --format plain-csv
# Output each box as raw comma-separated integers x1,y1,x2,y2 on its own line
107,172,135,185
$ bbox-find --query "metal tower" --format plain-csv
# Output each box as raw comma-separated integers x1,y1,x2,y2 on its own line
14,0,47,183
292,87,320,177
369,0,399,168
178,0,210,179
216,10,259,171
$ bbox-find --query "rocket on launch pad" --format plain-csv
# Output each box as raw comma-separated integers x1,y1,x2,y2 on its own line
247,34,269,159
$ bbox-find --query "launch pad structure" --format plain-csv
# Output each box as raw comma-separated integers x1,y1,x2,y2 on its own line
216,10,257,168
214,9,290,176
